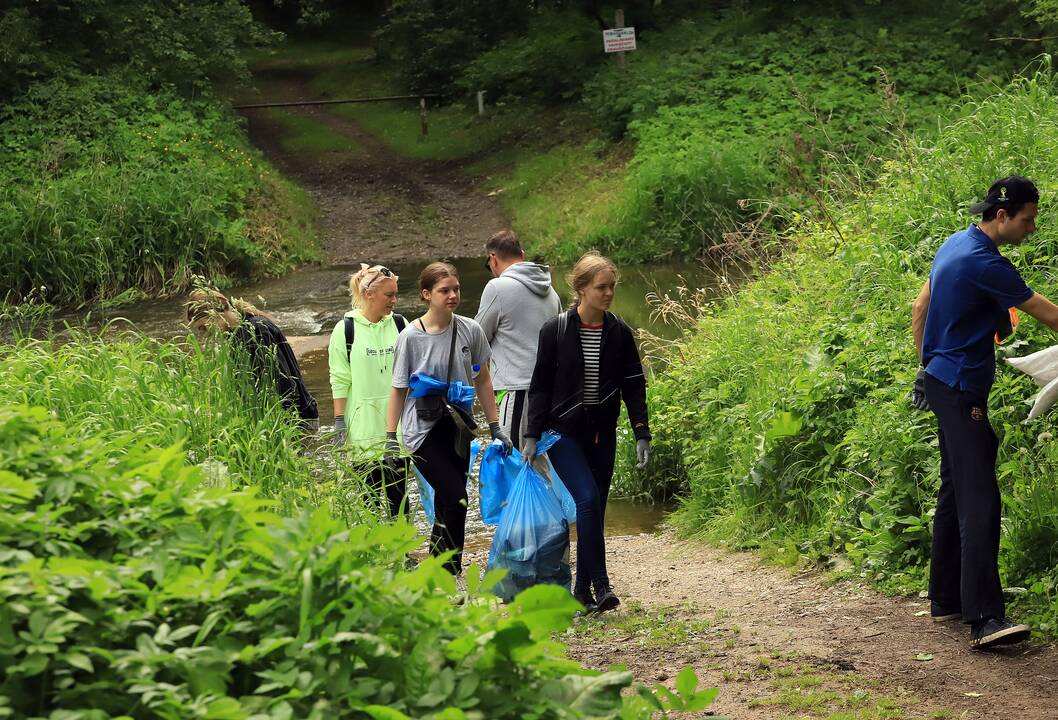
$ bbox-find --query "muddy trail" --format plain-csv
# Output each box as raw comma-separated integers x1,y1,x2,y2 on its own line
240,67,506,264
468,533,1058,719
237,65,1058,719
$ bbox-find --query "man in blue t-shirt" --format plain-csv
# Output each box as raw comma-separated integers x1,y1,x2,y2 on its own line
911,176,1058,650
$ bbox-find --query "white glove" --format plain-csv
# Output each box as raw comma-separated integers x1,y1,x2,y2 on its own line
635,438,651,469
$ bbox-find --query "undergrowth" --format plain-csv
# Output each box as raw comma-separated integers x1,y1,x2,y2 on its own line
637,69,1058,634
0,73,318,306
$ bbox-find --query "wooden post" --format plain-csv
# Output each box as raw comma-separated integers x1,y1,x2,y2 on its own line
419,97,428,142
477,90,486,116
615,9,625,69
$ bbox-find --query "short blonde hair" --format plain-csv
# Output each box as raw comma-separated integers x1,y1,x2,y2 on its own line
567,252,619,307
349,263,399,309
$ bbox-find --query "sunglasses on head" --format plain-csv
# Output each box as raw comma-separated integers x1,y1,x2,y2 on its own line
363,266,393,289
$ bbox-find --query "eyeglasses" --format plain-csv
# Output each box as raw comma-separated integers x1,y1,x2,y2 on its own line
483,254,494,272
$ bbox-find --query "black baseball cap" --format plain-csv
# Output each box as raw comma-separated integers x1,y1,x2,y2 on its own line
969,176,1040,214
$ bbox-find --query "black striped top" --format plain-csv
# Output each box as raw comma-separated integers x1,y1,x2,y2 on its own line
580,321,603,404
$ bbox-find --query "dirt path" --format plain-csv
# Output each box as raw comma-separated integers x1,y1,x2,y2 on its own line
544,532,1057,719
240,68,507,265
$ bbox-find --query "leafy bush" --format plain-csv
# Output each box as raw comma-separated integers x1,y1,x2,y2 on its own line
639,69,1058,633
578,6,1034,261
0,0,278,97
0,404,672,718
457,12,601,104
0,73,317,305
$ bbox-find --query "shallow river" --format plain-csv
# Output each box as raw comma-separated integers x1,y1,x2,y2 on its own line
66,258,733,539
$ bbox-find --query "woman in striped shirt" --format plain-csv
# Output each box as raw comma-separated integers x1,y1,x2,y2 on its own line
522,252,652,613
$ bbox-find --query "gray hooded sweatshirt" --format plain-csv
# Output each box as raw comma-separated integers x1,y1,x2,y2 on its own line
475,262,563,390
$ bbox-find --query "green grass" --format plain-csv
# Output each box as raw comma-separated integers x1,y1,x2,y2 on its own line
264,107,363,154
568,601,719,648
467,137,629,262
640,68,1058,635
295,57,526,160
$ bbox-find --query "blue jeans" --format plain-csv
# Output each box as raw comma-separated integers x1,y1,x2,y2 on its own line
547,429,616,592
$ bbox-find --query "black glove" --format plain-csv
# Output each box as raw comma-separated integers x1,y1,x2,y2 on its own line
384,431,401,469
489,421,513,455
911,368,930,411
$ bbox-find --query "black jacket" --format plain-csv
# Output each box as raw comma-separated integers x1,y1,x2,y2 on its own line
233,315,319,421
526,308,650,441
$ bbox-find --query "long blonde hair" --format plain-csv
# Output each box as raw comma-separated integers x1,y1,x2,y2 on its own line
567,252,619,308
185,288,268,323
349,263,400,309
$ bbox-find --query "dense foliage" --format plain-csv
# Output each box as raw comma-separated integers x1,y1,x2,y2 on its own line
0,336,719,717
638,71,1058,633
0,0,277,97
0,74,317,306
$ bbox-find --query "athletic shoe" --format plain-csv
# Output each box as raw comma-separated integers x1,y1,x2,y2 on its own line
593,584,621,613
573,587,597,615
930,601,961,623
970,618,1031,649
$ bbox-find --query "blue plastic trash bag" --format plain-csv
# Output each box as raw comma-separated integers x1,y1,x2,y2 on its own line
480,432,577,526
537,431,577,524
408,373,475,412
486,460,572,602
479,440,521,525
414,438,479,526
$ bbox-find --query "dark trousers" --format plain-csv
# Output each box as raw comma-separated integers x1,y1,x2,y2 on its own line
365,465,409,519
924,374,1005,624
547,426,617,593
414,415,469,575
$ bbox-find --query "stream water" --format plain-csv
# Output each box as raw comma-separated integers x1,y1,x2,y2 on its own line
63,257,735,541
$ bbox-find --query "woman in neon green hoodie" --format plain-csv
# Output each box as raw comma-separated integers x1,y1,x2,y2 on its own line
329,264,408,517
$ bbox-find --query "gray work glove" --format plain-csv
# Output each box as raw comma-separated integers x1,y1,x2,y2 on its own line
911,367,930,412
333,415,347,446
636,438,651,469
520,436,538,464
384,431,401,469
489,421,513,455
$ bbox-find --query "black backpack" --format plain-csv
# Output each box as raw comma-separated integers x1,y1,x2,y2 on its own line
344,313,407,359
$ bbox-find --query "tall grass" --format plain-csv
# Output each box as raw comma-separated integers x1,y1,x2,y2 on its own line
0,73,318,306
639,68,1058,633
0,331,359,516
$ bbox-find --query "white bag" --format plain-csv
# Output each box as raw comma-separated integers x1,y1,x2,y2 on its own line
1005,345,1058,419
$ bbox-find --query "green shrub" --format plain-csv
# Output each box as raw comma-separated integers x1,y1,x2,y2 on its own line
456,12,601,104
640,69,1058,633
1,404,695,718
0,73,317,306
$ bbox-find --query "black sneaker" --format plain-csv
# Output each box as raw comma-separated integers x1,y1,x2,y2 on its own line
970,618,1030,649
930,601,961,623
573,587,597,615
593,584,621,613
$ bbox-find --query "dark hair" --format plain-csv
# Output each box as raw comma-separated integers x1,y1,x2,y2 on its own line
418,261,459,302
485,229,523,261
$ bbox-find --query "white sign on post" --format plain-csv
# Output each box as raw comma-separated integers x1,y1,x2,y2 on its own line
603,27,636,53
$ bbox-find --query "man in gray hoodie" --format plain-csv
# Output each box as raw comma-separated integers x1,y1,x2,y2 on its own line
476,230,563,450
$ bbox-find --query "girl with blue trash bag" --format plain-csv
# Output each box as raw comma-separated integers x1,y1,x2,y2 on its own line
522,252,652,613
385,261,512,578
328,264,409,518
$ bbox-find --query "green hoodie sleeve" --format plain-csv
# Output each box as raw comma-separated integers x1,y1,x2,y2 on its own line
328,319,351,399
